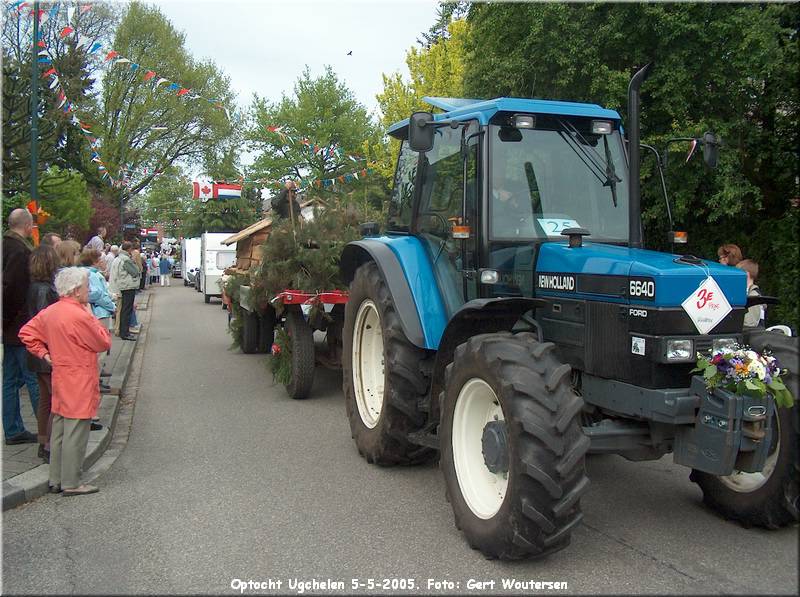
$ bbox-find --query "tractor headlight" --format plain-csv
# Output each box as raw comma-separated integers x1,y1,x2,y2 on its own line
666,339,693,361
712,338,738,353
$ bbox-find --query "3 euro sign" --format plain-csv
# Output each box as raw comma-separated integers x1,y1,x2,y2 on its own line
681,276,732,335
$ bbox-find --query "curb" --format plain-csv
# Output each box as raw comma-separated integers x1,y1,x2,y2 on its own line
2,306,143,511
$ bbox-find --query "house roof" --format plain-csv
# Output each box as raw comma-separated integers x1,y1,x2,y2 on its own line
221,217,273,246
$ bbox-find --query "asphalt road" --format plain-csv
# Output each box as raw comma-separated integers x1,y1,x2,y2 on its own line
2,285,798,595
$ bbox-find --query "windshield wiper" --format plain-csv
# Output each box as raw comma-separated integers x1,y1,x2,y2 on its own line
602,135,622,207
556,119,622,207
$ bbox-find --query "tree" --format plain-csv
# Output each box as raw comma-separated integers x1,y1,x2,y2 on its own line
462,2,799,327
130,168,193,237
376,18,469,167
37,166,92,237
97,2,237,200
1,1,121,195
181,198,255,238
247,66,387,210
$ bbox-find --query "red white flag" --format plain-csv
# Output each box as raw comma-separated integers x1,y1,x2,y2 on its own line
192,181,213,202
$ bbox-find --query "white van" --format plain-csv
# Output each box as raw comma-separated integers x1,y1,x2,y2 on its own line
181,237,201,286
200,232,236,304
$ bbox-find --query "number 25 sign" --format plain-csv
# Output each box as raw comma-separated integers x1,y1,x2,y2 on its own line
681,277,732,335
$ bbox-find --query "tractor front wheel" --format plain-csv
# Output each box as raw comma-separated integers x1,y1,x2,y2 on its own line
690,330,798,528
440,333,590,559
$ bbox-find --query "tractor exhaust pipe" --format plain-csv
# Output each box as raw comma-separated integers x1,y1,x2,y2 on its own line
627,63,652,249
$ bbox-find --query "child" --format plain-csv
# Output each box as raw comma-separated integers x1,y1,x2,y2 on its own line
736,259,764,328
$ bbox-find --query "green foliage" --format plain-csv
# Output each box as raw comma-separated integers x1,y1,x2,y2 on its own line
254,204,368,300
247,66,388,200
99,2,237,199
38,166,93,235
376,18,469,167
181,198,256,238
462,2,800,329
132,169,193,236
269,327,292,386
2,1,120,196
221,273,247,349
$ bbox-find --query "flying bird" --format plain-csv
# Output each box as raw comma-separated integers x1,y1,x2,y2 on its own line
346,50,352,56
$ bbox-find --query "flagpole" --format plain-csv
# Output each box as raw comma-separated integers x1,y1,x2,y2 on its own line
30,0,40,245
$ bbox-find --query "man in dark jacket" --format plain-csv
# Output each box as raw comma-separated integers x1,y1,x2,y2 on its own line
271,180,301,220
3,208,40,444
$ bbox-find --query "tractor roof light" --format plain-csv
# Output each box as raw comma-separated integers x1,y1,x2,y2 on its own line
480,269,499,284
591,120,613,135
512,114,536,129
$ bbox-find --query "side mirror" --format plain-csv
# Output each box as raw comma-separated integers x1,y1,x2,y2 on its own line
409,111,435,153
702,131,720,169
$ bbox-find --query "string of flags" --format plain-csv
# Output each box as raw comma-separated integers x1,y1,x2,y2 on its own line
37,39,118,186
11,4,172,188
8,1,230,120
265,125,364,165
191,164,378,201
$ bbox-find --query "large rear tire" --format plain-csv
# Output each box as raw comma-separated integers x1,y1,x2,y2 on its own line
690,331,799,528
241,310,259,354
343,261,433,465
440,333,590,560
284,308,315,400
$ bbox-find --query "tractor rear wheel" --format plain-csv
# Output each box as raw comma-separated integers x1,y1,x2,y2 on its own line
240,310,259,354
284,307,315,400
690,330,798,528
440,333,590,559
343,261,433,465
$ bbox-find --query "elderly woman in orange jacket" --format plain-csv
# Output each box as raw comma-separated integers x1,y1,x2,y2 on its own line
19,267,112,496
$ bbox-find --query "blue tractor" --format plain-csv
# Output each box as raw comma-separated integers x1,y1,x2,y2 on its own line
339,66,798,559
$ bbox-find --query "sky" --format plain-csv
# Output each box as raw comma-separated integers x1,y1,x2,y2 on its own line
152,0,441,120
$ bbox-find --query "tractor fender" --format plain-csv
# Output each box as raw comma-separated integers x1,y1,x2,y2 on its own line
341,239,440,349
429,297,546,425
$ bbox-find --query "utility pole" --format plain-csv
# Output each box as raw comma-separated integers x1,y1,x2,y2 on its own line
30,0,40,245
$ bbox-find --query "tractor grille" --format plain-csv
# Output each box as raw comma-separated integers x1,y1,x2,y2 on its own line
585,302,629,380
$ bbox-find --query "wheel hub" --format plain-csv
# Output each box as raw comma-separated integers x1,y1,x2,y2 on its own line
481,420,509,474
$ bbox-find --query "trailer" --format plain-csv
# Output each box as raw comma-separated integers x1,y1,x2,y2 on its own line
269,289,348,400
200,232,236,304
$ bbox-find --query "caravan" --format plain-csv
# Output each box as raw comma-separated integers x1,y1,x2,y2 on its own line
181,237,201,286
199,232,235,303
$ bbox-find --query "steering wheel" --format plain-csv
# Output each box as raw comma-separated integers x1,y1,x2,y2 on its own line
421,211,449,235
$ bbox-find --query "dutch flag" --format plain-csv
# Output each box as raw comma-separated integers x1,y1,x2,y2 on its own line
214,183,242,199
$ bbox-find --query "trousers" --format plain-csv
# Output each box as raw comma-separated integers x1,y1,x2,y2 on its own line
2,344,40,438
36,372,53,447
49,415,90,489
119,289,135,337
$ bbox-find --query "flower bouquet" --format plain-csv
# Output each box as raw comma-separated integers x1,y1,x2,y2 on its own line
693,344,794,409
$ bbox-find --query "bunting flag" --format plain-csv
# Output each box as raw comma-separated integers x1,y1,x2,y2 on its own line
8,6,230,119
264,124,365,165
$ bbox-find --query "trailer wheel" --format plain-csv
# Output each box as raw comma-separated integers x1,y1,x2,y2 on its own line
240,310,259,354
257,306,276,354
690,331,798,528
441,333,590,559
284,307,315,400
343,261,433,465
204,294,210,304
